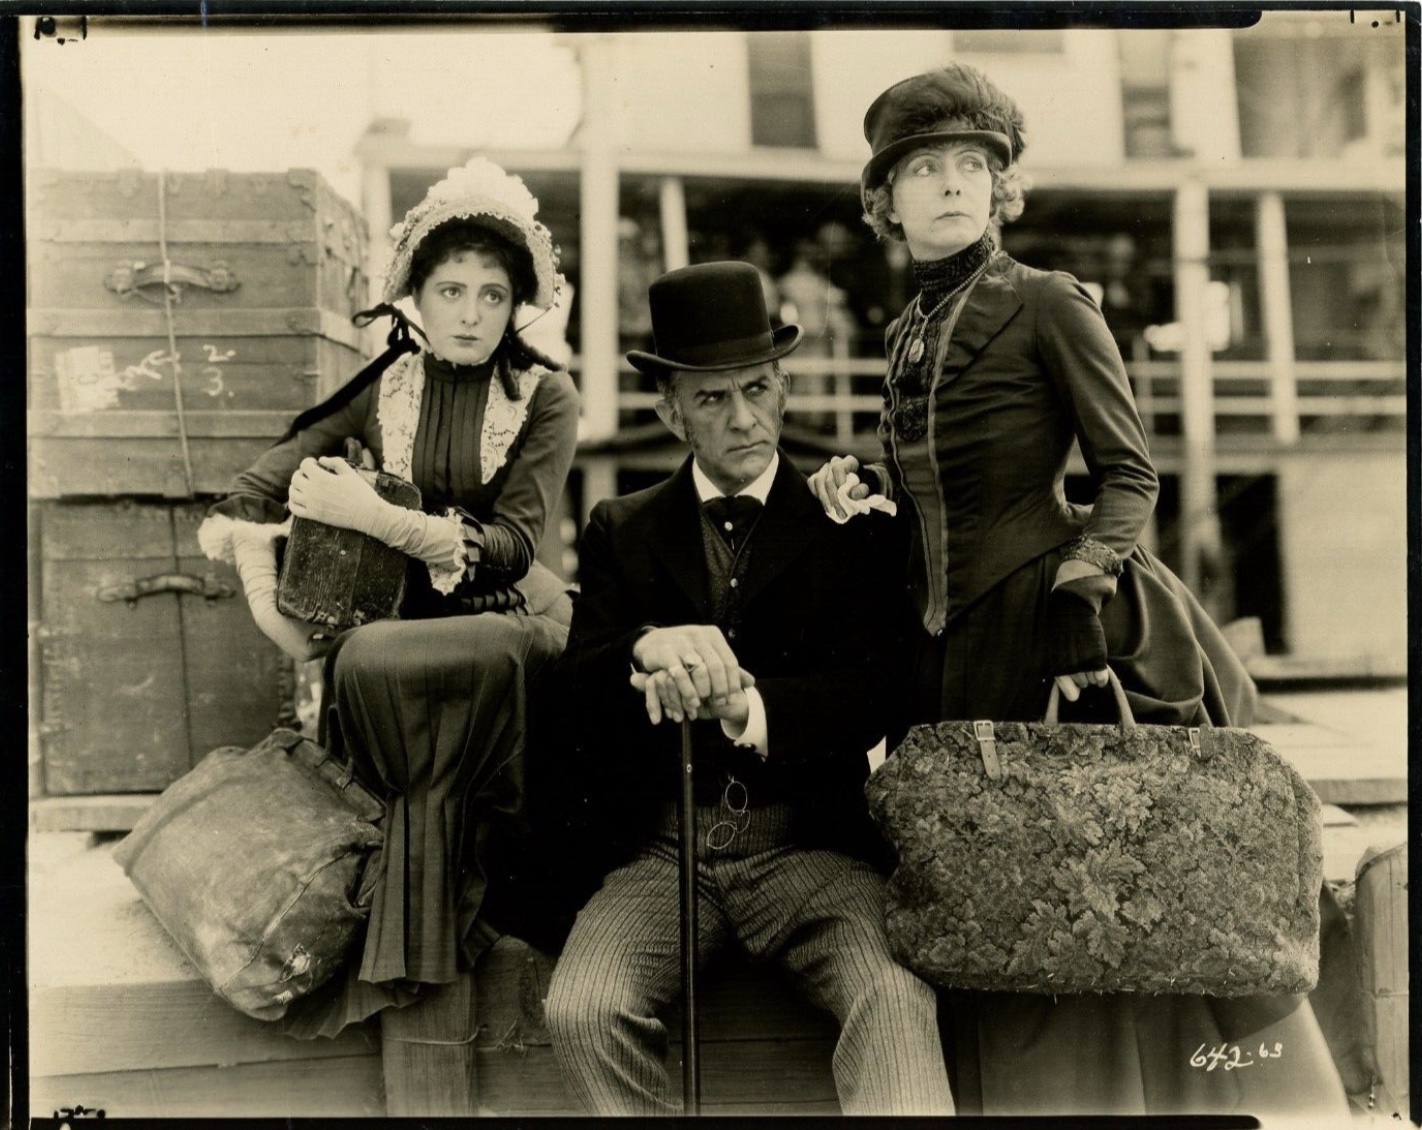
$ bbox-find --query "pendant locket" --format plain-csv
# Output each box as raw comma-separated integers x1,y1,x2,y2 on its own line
907,337,926,365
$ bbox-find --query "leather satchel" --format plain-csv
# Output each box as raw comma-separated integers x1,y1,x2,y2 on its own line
113,728,384,1020
865,671,1323,997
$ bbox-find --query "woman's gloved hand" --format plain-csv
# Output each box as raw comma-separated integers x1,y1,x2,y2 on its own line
1046,588,1109,702
287,457,463,570
287,457,387,534
230,523,329,662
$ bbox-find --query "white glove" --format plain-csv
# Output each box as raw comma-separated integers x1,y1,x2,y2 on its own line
230,523,327,661
288,456,463,571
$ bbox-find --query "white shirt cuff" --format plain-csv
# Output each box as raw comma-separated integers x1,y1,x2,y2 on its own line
722,686,768,758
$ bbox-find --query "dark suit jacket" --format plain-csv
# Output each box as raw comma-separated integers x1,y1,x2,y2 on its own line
530,452,910,921
874,253,1159,627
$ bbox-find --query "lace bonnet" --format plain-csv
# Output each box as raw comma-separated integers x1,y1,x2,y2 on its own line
381,157,561,311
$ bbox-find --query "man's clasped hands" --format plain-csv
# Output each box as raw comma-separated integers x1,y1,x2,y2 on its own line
629,624,754,732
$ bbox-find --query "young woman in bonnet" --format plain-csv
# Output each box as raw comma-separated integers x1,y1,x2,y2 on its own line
808,63,1349,1118
197,158,579,1095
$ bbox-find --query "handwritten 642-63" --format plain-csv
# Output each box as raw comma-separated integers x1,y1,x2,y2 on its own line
1190,1041,1285,1071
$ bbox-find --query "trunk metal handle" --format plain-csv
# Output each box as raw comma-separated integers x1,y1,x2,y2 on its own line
97,572,235,605
103,259,241,303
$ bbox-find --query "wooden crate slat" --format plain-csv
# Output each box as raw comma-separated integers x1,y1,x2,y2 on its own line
30,435,286,498
28,334,348,415
32,218,352,245
30,306,365,349
29,409,300,439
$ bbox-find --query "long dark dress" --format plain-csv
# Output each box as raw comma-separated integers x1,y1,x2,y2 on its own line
864,245,1350,1118
201,346,579,1036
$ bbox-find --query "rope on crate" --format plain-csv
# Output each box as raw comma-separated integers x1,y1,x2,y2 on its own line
157,172,197,498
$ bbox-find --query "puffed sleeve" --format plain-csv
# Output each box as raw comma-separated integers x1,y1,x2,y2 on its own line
1035,272,1159,606
453,369,580,586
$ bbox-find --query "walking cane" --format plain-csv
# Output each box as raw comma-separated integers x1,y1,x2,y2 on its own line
678,717,701,1114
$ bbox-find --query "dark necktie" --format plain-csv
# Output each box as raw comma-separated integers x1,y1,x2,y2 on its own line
703,494,763,553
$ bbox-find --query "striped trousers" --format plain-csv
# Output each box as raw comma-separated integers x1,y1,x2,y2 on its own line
545,802,954,1116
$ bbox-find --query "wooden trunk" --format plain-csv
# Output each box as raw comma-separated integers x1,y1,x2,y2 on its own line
35,500,295,796
27,167,369,498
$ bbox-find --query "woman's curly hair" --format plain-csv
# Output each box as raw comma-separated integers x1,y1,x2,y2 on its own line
863,161,1026,245
409,217,538,307
861,63,1028,245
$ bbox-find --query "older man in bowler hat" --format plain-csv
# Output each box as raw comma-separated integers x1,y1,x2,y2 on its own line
541,262,954,1115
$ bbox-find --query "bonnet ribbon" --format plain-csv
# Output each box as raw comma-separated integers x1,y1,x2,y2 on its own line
273,305,426,445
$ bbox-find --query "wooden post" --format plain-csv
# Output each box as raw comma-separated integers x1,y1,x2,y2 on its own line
659,175,689,272
1172,180,1227,618
360,161,394,360
578,35,620,445
581,456,618,528
1256,191,1300,444
381,971,480,1116
1355,843,1408,1118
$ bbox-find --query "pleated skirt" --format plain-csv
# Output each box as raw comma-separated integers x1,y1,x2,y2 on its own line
282,608,568,1038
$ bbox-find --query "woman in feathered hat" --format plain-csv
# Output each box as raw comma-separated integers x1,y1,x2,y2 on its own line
198,159,579,1077
806,64,1349,1119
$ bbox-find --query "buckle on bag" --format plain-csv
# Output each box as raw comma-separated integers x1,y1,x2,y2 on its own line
974,720,1003,781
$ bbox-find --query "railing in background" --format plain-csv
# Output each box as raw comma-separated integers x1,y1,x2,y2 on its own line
565,355,1407,447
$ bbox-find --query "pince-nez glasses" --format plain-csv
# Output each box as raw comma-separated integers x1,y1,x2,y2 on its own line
706,774,749,852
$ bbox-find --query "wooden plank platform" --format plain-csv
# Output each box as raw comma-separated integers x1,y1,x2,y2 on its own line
30,833,844,1118
29,832,385,1117
1252,687,1407,806
469,935,838,1115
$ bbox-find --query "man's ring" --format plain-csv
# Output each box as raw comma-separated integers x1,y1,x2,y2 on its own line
681,654,701,670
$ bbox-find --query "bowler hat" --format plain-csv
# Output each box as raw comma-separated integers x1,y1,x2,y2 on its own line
860,66,1023,202
626,262,802,375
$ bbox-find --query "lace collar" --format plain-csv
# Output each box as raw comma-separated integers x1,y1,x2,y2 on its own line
377,350,545,485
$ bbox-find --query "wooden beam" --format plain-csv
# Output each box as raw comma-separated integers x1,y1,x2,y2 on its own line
1256,191,1300,443
577,35,620,443
1354,844,1409,1118
1171,179,1228,618
381,971,479,1117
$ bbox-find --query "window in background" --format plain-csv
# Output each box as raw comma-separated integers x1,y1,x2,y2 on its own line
1234,27,1403,158
1118,30,1176,159
747,33,817,149
1286,195,1406,363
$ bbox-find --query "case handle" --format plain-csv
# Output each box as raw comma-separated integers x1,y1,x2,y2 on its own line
97,572,235,605
1043,667,1136,729
104,259,241,303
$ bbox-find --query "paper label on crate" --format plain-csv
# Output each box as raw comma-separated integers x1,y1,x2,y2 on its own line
54,345,123,412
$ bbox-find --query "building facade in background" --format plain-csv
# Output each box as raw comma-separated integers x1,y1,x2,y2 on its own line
348,18,1403,673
